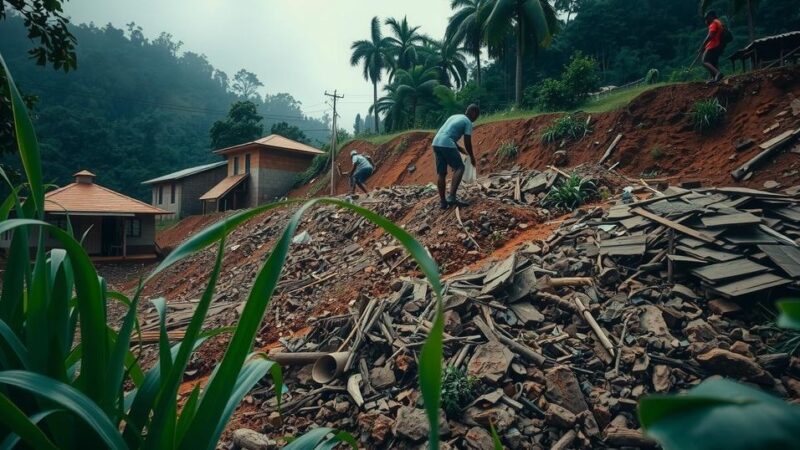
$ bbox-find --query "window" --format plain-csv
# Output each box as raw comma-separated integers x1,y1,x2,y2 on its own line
158,185,163,204
2,230,11,241
170,182,176,204
233,156,240,175
126,218,142,238
245,153,251,174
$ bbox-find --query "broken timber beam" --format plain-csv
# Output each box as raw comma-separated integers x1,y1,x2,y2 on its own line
731,128,800,181
630,207,718,244
599,133,623,164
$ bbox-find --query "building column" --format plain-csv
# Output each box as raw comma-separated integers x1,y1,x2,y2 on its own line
122,218,127,259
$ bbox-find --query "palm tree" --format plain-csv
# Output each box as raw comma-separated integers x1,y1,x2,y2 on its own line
419,38,470,89
350,16,392,134
385,16,426,75
370,84,405,132
446,0,490,86
701,0,760,43
394,65,440,126
484,0,559,106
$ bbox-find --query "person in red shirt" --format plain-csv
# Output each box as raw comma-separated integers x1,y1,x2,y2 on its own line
699,10,724,83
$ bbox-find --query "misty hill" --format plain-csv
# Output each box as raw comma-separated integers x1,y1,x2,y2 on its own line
0,17,331,200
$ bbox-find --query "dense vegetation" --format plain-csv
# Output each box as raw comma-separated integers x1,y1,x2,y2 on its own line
349,0,800,134
0,16,331,200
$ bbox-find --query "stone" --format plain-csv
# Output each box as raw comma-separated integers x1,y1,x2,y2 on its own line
652,365,671,392
553,150,568,166
444,310,462,333
730,341,752,357
763,180,781,190
464,426,495,450
696,348,773,385
598,267,620,286
467,342,514,383
685,319,716,343
370,366,397,390
393,407,448,442
232,428,275,450
467,407,515,432
545,403,577,428
639,305,675,347
708,299,742,316
545,365,589,414
358,413,395,445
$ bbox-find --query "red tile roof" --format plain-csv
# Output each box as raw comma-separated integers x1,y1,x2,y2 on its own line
73,170,96,177
199,174,249,201
45,182,169,215
213,134,324,157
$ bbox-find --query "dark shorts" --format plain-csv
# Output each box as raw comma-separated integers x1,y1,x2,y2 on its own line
433,146,464,176
703,46,722,67
353,166,373,184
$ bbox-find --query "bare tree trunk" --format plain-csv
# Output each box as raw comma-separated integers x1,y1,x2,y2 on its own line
373,81,379,134
476,50,482,86
747,0,755,43
515,12,524,106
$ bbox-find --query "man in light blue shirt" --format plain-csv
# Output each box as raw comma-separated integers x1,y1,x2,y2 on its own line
349,150,374,195
432,104,480,209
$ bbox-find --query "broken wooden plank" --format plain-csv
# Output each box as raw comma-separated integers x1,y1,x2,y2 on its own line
631,207,718,243
722,227,779,245
758,245,800,278
701,212,762,228
692,258,771,283
599,133,623,165
731,128,800,181
713,273,792,298
675,245,740,262
482,253,517,294
600,235,647,256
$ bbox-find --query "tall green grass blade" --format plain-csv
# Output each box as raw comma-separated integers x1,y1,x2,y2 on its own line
152,297,173,377
175,198,441,450
316,431,358,450
283,427,343,450
0,408,61,450
175,385,201,444
146,239,225,449
490,422,504,449
209,355,280,445
0,319,30,369
107,288,141,413
0,371,127,449
0,393,58,450
0,53,44,217
0,219,108,407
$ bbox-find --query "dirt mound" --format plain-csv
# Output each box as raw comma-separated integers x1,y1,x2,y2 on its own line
156,212,231,253
292,66,800,199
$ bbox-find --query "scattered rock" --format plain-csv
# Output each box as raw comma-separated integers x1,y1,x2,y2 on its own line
545,365,589,414
468,342,514,383
696,348,773,385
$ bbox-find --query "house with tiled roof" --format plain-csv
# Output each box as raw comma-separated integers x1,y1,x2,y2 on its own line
142,161,227,219
1,170,170,258
198,135,324,212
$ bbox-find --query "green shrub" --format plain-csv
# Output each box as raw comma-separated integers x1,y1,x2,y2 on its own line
690,98,726,132
527,52,600,111
541,114,591,144
645,68,660,84
650,147,665,159
0,55,444,450
668,67,706,83
541,174,596,210
440,366,479,418
495,140,519,160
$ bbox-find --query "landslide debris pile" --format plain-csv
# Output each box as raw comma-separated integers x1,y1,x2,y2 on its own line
230,184,800,449
142,167,620,370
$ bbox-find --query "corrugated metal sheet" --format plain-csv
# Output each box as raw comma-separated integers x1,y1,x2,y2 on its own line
142,161,226,185
199,174,249,201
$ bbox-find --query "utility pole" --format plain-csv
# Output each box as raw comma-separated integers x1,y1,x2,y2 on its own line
324,90,344,196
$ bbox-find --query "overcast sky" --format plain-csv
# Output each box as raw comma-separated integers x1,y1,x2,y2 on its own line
63,0,455,131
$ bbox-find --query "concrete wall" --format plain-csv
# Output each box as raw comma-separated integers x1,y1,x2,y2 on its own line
151,182,181,220
126,214,157,254
179,165,227,217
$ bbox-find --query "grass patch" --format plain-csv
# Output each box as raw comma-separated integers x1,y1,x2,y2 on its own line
650,146,665,159
495,140,519,160
359,129,433,146
541,114,591,144
690,98,726,132
542,173,597,210
583,82,675,113
441,366,479,418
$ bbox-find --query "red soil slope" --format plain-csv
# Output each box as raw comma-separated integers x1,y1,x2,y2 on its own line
293,66,800,198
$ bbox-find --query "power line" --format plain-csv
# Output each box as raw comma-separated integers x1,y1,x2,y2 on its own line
323,89,344,196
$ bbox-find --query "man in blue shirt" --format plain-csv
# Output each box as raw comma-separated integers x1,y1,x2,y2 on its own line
349,150,374,195
432,104,480,209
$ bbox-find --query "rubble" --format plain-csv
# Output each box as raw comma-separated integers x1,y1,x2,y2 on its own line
225,179,800,449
